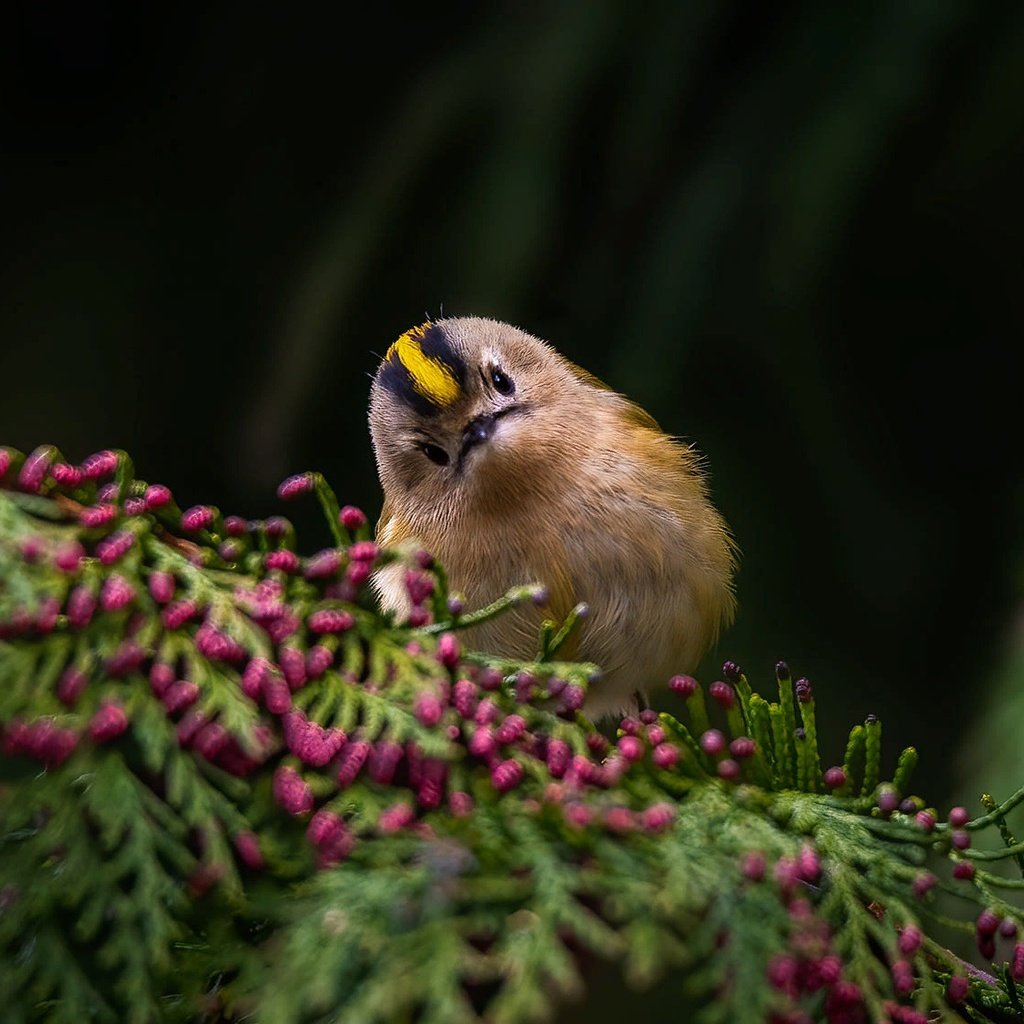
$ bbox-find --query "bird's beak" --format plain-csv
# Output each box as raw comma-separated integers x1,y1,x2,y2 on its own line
460,413,495,458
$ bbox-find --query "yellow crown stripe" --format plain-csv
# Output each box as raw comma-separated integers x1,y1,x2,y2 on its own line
387,323,461,407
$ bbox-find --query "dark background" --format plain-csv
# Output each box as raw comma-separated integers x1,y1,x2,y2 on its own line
3,1,1023,803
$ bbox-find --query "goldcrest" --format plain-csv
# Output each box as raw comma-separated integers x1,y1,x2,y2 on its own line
368,317,737,717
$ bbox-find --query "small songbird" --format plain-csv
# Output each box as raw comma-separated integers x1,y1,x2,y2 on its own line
368,317,737,718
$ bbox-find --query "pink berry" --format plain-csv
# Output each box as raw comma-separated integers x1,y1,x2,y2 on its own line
348,541,379,562
729,736,755,759
495,714,526,745
265,549,300,573
891,959,913,996
914,810,936,831
414,692,445,728
741,851,766,881
96,531,134,565
66,585,97,629
162,680,200,714
100,574,136,612
308,609,355,634
617,735,645,762
144,483,173,509
339,505,367,530
708,680,735,709
80,450,118,480
652,743,680,769
560,683,585,713
149,662,175,696
898,925,922,955
304,549,342,579
546,739,572,778
947,975,968,1003
976,909,1000,936
162,599,199,630
948,806,969,828
640,802,675,833
700,729,726,756
88,703,128,743
491,758,524,792
79,503,117,528
823,766,846,789
306,644,334,678
912,872,936,897
468,725,496,758
57,667,89,705
951,830,971,850
54,540,85,573
449,791,474,816
223,515,247,536
18,446,55,492
181,505,215,532
277,473,315,500
717,758,740,781
378,802,416,833
148,571,175,604
233,830,265,870
50,462,82,488
668,674,698,697
272,766,314,815
279,647,307,690
436,633,460,669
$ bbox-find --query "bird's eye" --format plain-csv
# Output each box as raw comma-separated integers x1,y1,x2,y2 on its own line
490,367,515,396
417,443,449,466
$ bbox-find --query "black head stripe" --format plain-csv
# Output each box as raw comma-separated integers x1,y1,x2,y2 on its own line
377,322,467,417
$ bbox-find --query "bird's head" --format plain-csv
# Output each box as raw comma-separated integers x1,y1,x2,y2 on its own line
369,317,590,519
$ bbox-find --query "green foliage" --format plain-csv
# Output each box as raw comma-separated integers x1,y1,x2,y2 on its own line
1,445,1024,1024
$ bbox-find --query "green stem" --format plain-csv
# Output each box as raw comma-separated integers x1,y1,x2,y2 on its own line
420,584,544,635
313,473,346,547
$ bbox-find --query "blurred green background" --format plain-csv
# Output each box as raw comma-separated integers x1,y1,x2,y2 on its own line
3,1,1023,805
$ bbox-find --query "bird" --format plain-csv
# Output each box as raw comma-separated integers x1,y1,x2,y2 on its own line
368,317,737,718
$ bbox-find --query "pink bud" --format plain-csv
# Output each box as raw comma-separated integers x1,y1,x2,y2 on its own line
339,505,367,530
700,729,726,756
148,571,175,604
308,609,355,634
436,633,460,670
162,680,200,714
823,766,847,789
952,860,975,880
307,809,345,848
100,574,136,612
1012,943,1024,982
306,644,334,678
88,703,128,743
80,450,118,480
378,802,416,833
741,851,766,881
491,758,524,793
617,735,645,762
57,667,89,705
652,743,680,769
35,596,60,634
161,599,198,630
79,503,117,528
560,683,585,712
367,740,404,783
233,830,264,870
149,662,175,696
223,515,247,535
546,739,572,778
468,725,496,758
263,675,292,714
669,674,697,697
640,802,675,833
279,647,307,690
948,806,970,828
50,462,82,488
495,714,526,745
449,791,474,816
272,766,314,815
337,740,372,787
304,549,342,579
708,680,735,709
605,807,636,833
348,541,379,563
277,473,315,500
96,530,134,565
54,540,85,573
646,724,666,746
414,692,445,728
474,697,500,725
194,723,229,760
265,549,300,573
18,446,55,492
914,810,935,831
891,959,913,997
181,505,215,532
143,483,172,509
947,975,969,1003
912,872,937,897
729,736,756,759
66,585,97,628
452,678,478,718
564,803,592,829
898,925,922,956
951,830,971,850
797,845,821,884
717,758,740,781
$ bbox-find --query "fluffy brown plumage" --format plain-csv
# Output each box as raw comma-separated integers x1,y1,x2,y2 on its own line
368,316,737,717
